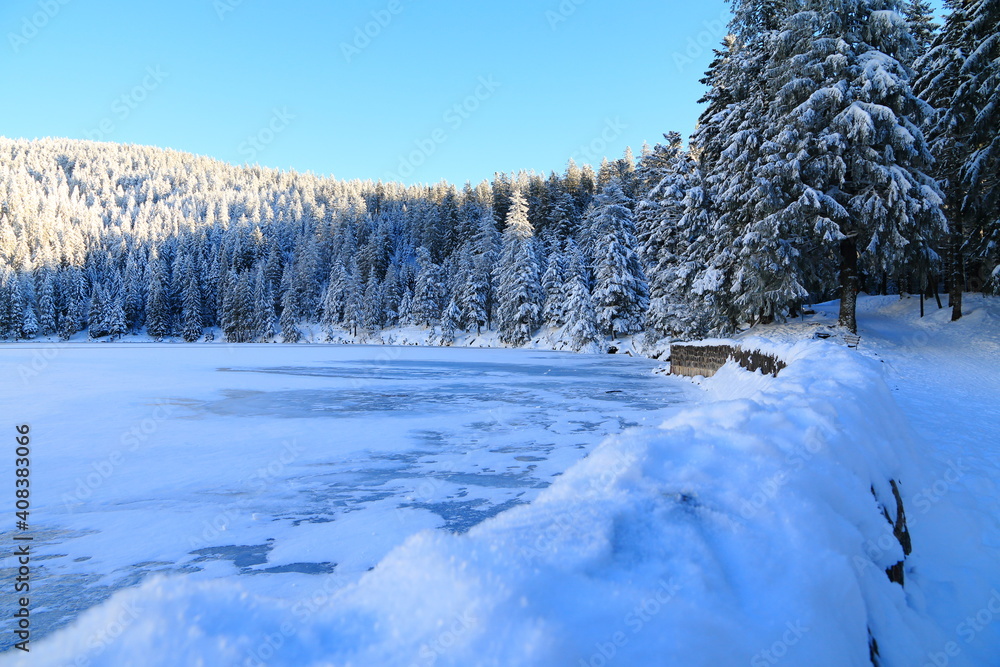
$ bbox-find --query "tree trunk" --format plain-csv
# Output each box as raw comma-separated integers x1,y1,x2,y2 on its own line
932,276,943,310
950,220,963,322
838,237,859,333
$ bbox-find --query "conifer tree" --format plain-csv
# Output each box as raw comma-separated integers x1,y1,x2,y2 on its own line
362,270,385,333
280,287,302,343
541,248,567,328
221,270,252,343
562,245,601,352
104,288,127,339
916,0,1000,312
252,264,276,341
180,266,203,342
37,271,56,336
440,296,462,345
494,190,542,345
588,182,649,338
88,284,108,339
412,247,446,326
146,250,172,339
763,0,945,332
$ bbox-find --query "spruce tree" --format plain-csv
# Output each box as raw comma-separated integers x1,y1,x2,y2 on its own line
280,287,302,343
37,271,56,336
362,270,385,333
105,289,127,340
766,0,945,332
494,189,542,345
541,248,567,327
88,284,108,339
146,250,172,339
412,247,446,327
440,296,462,345
562,245,601,352
916,0,1000,310
588,182,649,339
252,264,276,341
221,270,252,343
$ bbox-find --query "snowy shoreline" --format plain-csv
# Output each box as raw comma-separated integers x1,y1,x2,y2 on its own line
8,297,996,665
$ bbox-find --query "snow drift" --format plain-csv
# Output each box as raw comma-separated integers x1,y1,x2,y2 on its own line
6,340,936,666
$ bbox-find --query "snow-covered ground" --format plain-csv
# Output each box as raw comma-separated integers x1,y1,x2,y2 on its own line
735,294,1000,666
1,295,998,666
0,345,691,660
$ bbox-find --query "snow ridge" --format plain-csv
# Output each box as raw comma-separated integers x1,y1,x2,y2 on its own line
5,339,941,666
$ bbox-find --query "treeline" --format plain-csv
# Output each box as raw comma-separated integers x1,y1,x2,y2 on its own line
0,138,648,350
0,0,996,346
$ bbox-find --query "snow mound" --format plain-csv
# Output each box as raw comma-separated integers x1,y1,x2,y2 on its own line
6,341,939,666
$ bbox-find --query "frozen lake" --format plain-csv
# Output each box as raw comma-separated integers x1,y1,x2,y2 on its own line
0,344,692,649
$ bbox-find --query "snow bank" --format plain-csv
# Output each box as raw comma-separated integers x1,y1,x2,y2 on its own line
6,340,936,666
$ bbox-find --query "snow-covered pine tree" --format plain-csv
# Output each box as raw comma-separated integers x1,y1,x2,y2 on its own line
469,208,498,331
37,271,56,336
2,270,23,339
342,262,364,337
221,270,253,343
20,300,38,340
411,247,446,327
904,0,940,61
57,268,84,341
146,249,172,339
641,151,714,339
88,283,108,339
540,247,567,327
382,263,402,327
959,0,1000,290
493,189,542,345
292,233,322,320
180,263,203,342
916,0,1000,313
320,260,349,332
362,270,385,333
122,252,144,333
762,0,946,332
279,286,301,343
104,287,127,340
252,264,276,341
588,182,649,339
561,245,601,353
440,296,462,345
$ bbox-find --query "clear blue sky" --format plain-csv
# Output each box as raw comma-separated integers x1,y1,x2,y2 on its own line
2,0,737,185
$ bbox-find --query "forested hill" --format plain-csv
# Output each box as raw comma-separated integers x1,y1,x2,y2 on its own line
0,135,654,349
0,1,997,350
